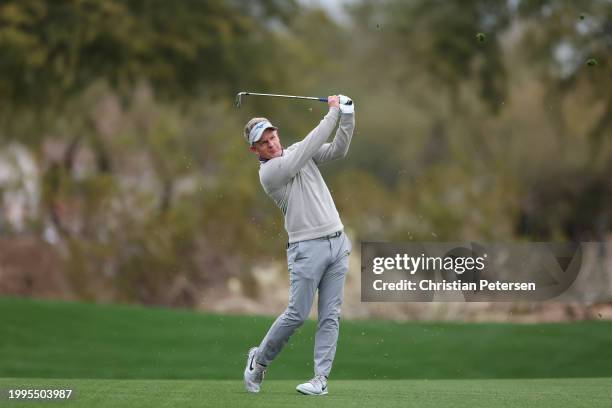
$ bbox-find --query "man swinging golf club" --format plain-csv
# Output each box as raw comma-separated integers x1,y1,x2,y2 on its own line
243,94,355,395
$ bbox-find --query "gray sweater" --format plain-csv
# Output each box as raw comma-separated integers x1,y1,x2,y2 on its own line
259,107,355,243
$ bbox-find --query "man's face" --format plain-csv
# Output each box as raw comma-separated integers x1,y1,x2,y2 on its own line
250,128,283,160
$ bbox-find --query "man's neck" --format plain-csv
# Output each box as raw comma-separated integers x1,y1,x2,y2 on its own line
259,150,284,163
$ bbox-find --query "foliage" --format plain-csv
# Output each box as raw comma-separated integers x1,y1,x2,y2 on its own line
0,0,611,305
0,0,299,107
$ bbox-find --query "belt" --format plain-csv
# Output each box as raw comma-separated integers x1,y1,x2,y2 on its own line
286,231,342,248
324,231,342,239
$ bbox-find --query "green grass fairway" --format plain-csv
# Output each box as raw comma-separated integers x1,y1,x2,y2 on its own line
1,378,611,408
2,297,611,407
2,297,612,380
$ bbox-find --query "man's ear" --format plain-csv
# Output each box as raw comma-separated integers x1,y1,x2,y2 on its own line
249,146,257,153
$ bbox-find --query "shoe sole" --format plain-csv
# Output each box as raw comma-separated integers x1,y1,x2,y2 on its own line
296,386,328,396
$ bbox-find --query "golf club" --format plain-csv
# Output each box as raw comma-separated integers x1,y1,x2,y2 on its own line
234,92,353,108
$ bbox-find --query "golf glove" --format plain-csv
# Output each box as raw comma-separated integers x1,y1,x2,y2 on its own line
338,94,354,114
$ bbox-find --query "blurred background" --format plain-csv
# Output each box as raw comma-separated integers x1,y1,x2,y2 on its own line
1,0,611,323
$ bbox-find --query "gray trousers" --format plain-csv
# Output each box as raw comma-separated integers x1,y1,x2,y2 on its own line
255,231,351,377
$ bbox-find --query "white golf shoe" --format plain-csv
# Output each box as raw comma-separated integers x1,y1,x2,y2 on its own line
244,347,266,393
296,375,328,395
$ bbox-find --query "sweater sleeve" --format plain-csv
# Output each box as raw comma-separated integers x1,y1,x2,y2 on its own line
313,111,355,165
260,108,340,189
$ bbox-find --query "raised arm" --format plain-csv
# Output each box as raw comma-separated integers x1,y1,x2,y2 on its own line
261,104,340,189
313,110,355,164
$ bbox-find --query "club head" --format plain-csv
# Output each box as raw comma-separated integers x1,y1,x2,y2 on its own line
235,92,246,108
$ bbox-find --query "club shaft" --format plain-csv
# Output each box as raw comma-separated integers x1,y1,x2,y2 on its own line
241,92,326,101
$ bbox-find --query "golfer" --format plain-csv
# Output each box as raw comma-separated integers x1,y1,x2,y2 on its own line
243,95,355,395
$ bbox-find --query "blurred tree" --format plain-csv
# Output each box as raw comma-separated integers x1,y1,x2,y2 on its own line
349,0,509,112
517,0,612,158
0,0,300,110
345,0,611,240
507,0,612,239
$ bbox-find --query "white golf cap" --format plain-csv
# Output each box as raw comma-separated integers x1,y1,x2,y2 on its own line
248,120,277,145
